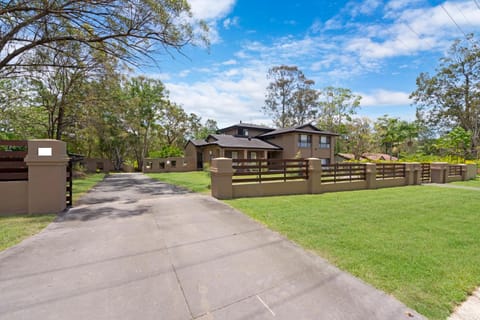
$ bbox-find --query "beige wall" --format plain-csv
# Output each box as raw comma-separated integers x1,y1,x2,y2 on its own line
143,157,195,173
0,139,69,215
0,181,28,215
210,159,428,200
264,134,335,163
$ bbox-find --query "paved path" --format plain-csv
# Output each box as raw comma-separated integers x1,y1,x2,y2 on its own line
427,183,480,191
0,173,424,320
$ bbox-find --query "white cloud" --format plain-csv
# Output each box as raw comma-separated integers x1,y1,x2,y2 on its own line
165,65,271,127
359,89,412,106
223,16,239,29
221,59,237,65
188,0,236,20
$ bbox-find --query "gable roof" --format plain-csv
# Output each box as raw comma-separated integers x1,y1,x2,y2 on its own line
206,134,281,150
260,124,339,138
217,123,274,134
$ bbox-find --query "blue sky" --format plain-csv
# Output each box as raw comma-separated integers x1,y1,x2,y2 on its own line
140,0,480,128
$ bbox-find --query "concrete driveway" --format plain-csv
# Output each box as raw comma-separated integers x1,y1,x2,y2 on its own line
0,173,424,319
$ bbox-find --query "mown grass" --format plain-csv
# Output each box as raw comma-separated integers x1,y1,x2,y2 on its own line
225,186,480,320
146,171,211,193
0,173,105,252
72,173,105,204
451,175,480,188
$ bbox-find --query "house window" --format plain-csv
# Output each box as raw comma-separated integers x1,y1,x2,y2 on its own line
320,158,330,165
238,128,249,136
171,160,177,168
320,136,331,149
231,151,238,159
249,151,257,159
298,134,311,148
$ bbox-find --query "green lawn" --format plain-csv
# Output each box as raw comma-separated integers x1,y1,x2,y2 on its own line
451,175,480,188
146,171,211,193
0,173,105,252
225,186,480,320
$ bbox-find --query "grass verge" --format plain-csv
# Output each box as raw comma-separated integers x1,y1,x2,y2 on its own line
146,171,210,193
451,175,480,188
225,186,480,320
0,173,105,252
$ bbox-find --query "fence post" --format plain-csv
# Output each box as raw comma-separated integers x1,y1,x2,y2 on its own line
24,139,69,214
210,158,233,199
430,162,448,184
307,158,322,194
366,163,376,189
404,163,421,185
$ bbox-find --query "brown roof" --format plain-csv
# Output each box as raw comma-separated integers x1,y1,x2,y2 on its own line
260,124,339,138
217,123,274,134
199,134,281,150
337,153,398,161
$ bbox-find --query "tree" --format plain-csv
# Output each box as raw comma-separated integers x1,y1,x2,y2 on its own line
316,87,361,133
124,76,167,170
411,34,480,157
0,0,208,76
343,118,373,160
374,116,419,158
436,126,472,162
263,65,318,127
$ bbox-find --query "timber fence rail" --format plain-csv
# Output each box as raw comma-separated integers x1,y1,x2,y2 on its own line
448,165,463,177
321,163,367,183
232,158,309,183
211,158,477,199
0,140,28,181
376,163,406,180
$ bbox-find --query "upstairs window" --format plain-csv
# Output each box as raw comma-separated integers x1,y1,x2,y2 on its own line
238,128,249,136
320,136,331,149
298,134,312,148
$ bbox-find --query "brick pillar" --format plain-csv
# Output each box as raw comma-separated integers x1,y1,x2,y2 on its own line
366,163,377,189
24,140,69,214
430,162,448,184
307,158,322,194
210,158,233,199
405,163,421,185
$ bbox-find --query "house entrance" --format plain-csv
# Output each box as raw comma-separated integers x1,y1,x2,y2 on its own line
196,152,203,170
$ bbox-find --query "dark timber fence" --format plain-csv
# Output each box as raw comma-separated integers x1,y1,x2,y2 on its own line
321,163,367,183
232,158,309,183
376,163,406,179
0,140,28,181
448,165,463,177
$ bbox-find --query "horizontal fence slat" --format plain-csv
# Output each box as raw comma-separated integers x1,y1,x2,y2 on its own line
0,172,28,181
0,140,27,147
0,162,27,169
0,151,27,159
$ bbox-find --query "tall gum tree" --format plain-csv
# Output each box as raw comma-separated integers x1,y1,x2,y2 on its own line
0,0,208,76
411,34,480,157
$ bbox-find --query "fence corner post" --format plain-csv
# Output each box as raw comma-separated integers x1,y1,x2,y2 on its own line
405,162,421,185
430,162,448,184
307,158,322,194
366,163,376,189
210,158,233,199
24,139,69,214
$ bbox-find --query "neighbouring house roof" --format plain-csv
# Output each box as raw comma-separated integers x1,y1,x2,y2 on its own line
189,139,208,147
259,124,339,138
217,123,274,134
362,153,398,161
337,153,398,161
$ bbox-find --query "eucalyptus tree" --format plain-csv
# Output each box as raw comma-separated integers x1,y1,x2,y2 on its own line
263,65,318,128
411,34,480,157
0,0,208,76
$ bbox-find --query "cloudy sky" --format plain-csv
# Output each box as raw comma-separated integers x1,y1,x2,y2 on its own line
140,0,480,128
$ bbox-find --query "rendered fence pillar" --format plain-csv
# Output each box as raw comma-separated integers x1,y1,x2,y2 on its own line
25,140,69,214
405,163,421,185
365,163,377,189
307,158,322,194
430,162,448,184
465,164,478,180
210,158,233,199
